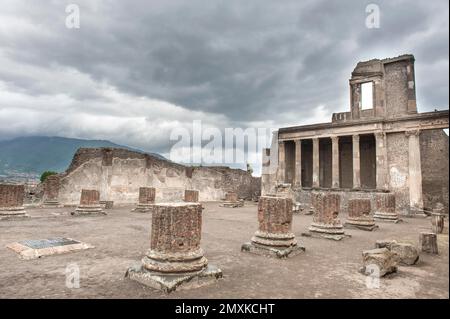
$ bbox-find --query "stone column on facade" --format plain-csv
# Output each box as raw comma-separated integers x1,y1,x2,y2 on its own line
133,187,156,212
331,136,340,189
405,130,425,216
352,134,361,189
72,189,106,216
373,192,399,223
294,139,302,188
242,196,304,258
312,138,320,188
184,189,199,203
42,175,61,207
375,132,389,190
0,184,29,220
126,202,222,293
344,198,378,231
277,141,286,184
220,191,244,208
302,192,349,240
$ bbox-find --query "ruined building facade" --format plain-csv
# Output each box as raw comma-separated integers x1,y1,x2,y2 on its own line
43,148,260,206
262,55,449,215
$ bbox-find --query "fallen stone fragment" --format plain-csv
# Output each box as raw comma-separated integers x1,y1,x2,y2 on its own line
360,248,398,277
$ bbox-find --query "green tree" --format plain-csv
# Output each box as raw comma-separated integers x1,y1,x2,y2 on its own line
40,171,58,183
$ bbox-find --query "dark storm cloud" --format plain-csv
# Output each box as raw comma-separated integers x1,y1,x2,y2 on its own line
0,0,448,167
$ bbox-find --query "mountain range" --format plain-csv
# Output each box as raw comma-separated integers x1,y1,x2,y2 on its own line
0,136,164,182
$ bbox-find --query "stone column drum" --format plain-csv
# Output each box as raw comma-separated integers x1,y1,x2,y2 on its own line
126,203,222,293
42,175,61,207
133,187,156,212
303,192,349,240
184,189,199,202
0,184,29,220
220,191,244,208
373,193,399,223
345,199,378,231
241,196,304,258
72,189,106,216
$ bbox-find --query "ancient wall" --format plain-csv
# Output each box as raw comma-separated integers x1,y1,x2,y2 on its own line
386,132,410,214
420,129,449,214
52,148,260,205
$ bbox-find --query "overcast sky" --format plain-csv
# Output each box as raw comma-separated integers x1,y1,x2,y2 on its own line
0,0,448,175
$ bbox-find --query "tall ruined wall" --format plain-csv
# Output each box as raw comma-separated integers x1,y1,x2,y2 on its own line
386,132,410,214
420,129,449,214
54,148,260,205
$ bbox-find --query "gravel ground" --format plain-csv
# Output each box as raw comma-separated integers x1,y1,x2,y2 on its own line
0,202,448,299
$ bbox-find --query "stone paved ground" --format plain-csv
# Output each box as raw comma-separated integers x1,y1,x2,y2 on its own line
0,202,448,299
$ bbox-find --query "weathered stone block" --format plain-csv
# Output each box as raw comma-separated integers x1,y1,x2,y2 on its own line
360,248,398,277
242,196,304,258
126,203,222,292
345,198,378,231
431,214,445,234
419,232,438,254
42,175,61,207
220,191,244,208
389,242,419,265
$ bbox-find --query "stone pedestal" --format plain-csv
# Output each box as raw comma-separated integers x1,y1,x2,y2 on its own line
184,190,199,203
419,232,438,254
42,175,62,207
373,193,399,223
220,191,244,208
126,203,222,293
0,184,29,220
431,214,445,234
303,193,349,240
345,199,378,231
133,187,155,212
72,190,106,216
241,196,304,258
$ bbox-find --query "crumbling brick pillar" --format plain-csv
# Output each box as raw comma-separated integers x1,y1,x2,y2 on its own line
184,189,199,203
126,203,222,292
42,175,61,207
220,191,243,208
242,196,304,258
373,193,399,223
0,184,29,220
345,198,378,231
133,187,156,212
352,135,361,189
72,189,105,216
304,192,348,240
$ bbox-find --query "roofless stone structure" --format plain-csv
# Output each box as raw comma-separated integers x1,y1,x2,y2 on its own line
262,55,449,217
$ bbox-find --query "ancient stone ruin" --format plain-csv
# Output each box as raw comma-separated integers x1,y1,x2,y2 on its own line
0,184,29,220
419,232,438,254
220,191,244,208
345,198,378,231
72,189,106,216
184,189,199,203
133,187,156,212
373,193,399,223
126,202,222,293
39,148,260,207
303,192,349,240
262,55,449,218
360,248,398,277
42,175,61,207
242,196,304,258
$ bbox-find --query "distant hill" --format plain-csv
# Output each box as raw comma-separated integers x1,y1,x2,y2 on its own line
0,136,165,181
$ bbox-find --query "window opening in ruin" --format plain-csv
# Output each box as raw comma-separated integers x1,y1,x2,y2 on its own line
361,82,373,110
